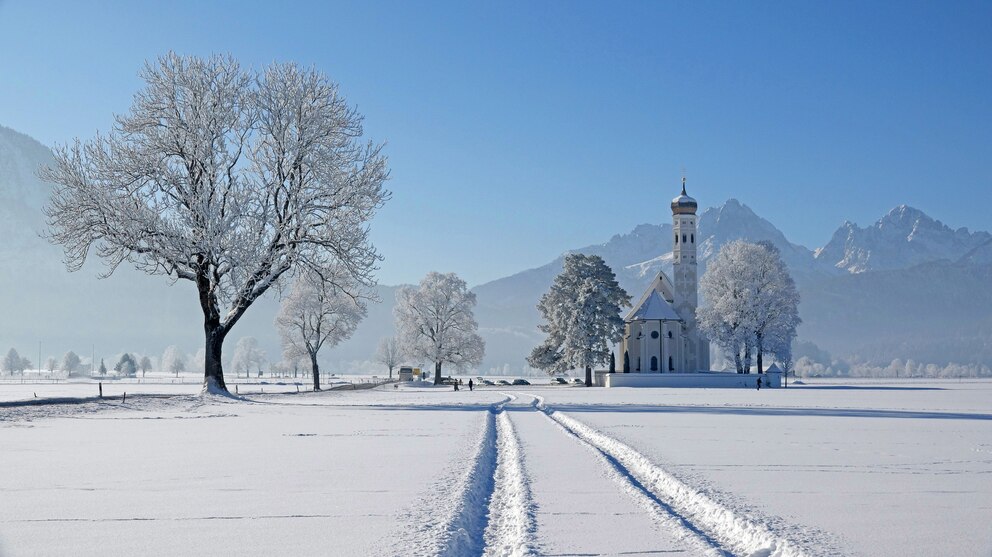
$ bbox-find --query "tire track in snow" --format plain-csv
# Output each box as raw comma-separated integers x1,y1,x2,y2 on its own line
434,396,507,557
528,393,810,557
396,394,536,557
482,395,537,557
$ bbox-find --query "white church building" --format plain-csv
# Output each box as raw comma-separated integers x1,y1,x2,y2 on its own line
607,180,780,388
618,178,710,374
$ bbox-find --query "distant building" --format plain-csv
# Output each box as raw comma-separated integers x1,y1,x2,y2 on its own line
618,178,710,373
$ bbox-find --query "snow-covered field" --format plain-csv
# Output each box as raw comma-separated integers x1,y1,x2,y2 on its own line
2,380,990,556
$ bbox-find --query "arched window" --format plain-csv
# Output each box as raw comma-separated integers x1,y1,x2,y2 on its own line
675,233,678,244
667,331,673,339
650,356,658,371
682,234,687,243
691,234,694,243
668,356,674,371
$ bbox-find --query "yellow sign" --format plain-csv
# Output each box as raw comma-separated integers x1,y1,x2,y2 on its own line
413,368,421,375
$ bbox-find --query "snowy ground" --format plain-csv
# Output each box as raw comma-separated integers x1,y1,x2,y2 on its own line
1,379,990,556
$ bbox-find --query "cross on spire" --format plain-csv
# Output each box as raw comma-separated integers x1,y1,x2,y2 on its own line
681,175,687,195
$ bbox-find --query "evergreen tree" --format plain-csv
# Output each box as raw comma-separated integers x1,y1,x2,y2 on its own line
528,254,630,386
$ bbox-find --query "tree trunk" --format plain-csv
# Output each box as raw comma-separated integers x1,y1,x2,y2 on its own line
389,365,393,380
756,334,764,373
203,324,227,392
585,365,592,387
310,352,321,391
434,361,442,385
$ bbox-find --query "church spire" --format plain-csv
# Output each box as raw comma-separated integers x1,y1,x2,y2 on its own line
681,175,687,196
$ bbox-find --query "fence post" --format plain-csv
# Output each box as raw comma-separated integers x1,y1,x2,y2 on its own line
98,382,103,399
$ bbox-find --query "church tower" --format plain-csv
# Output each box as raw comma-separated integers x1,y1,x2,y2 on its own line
671,177,708,371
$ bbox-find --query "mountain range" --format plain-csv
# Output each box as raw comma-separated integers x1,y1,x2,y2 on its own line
2,124,990,374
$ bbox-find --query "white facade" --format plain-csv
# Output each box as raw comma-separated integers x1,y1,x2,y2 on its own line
618,179,710,373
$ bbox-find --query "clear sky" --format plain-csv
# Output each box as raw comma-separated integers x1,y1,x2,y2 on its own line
1,0,989,286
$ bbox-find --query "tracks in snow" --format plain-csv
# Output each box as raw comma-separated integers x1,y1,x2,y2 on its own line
407,391,809,557
528,393,810,557
425,394,537,557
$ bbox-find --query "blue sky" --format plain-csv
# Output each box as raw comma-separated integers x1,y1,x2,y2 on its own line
1,0,989,286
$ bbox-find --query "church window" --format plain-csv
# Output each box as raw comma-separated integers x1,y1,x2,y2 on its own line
667,331,673,338
675,234,678,244
650,356,658,371
650,330,659,339
682,234,687,243
669,356,674,371
691,234,694,243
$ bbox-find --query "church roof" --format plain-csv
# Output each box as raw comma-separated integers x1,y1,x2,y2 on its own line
625,289,682,322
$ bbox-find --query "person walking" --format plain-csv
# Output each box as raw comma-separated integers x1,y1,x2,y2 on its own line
756,376,762,390
468,379,474,391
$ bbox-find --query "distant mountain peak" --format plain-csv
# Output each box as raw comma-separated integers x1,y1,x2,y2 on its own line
816,205,991,273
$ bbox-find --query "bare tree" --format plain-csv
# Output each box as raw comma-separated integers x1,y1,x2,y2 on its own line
62,351,81,377
230,337,267,379
394,272,484,385
3,348,21,375
374,337,403,380
45,357,57,374
698,240,801,374
161,345,187,378
139,355,153,377
276,271,367,391
42,53,389,393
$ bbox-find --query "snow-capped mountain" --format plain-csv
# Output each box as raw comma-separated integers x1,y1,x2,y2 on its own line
814,205,991,273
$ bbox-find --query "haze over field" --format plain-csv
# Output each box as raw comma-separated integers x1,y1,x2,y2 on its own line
2,124,990,376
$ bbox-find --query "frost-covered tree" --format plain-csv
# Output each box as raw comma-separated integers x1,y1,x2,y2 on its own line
698,240,801,374
62,351,81,377
191,348,206,374
114,353,138,377
527,254,630,386
98,359,107,375
374,336,403,379
395,272,485,385
749,242,801,373
139,355,153,377
2,348,21,375
231,337,267,379
161,345,187,378
42,53,389,393
45,357,57,374
276,272,366,391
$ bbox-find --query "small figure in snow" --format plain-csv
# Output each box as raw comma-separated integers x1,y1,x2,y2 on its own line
756,376,762,390
454,381,459,391
468,379,474,391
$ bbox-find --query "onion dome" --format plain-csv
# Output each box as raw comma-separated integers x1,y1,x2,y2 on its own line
671,177,697,215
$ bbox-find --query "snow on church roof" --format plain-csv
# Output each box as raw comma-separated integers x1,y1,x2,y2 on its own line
625,289,682,322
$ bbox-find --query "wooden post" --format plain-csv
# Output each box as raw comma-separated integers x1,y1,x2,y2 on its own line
122,392,126,404
98,382,103,399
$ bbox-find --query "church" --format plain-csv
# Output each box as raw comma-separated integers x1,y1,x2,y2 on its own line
618,179,710,374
